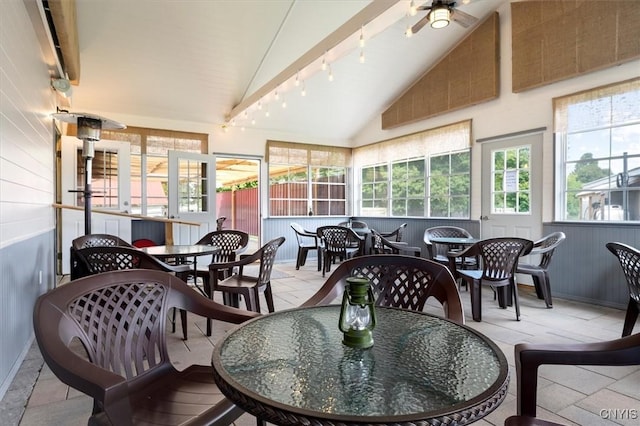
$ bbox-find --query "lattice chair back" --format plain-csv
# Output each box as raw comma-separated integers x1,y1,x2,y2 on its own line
479,238,533,284
535,231,566,269
302,254,464,324
318,226,350,254
256,236,285,286
70,234,134,280
196,230,249,264
75,246,182,275
606,242,640,336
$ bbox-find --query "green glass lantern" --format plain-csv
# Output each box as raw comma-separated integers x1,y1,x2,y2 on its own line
338,276,377,349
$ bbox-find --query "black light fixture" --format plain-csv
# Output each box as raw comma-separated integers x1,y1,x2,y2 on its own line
52,112,126,235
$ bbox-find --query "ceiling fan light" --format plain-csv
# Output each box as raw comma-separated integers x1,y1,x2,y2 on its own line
429,7,450,29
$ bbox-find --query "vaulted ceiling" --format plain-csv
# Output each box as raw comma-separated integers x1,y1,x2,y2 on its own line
64,0,506,142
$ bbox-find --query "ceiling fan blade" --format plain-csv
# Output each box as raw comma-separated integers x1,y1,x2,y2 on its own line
451,9,478,28
411,15,431,34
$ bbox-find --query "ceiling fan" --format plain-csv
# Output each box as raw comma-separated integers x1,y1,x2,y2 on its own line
411,0,479,33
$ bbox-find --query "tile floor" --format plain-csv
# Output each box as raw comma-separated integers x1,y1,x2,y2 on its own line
1,259,638,426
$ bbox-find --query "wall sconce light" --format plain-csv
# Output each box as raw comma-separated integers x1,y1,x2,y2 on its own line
51,78,73,98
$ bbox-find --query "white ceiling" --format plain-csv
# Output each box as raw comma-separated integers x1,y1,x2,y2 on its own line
68,0,506,141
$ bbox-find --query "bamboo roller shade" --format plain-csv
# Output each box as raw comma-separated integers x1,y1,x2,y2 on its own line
382,12,499,130
512,0,640,93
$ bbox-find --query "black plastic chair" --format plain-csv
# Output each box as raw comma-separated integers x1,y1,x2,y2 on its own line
606,241,640,337
317,226,364,277
504,333,640,426
302,254,464,324
370,228,421,256
516,232,566,308
423,226,479,271
74,245,193,340
209,236,285,313
378,222,407,242
70,234,134,280
33,269,259,426
455,238,534,322
290,222,321,271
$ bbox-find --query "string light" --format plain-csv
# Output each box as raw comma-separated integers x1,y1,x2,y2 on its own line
265,105,270,117
257,100,262,110
294,72,300,87
281,96,287,108
251,115,256,125
405,24,413,38
301,81,306,97
359,27,365,48
274,90,279,100
321,52,328,71
409,0,417,16
328,65,334,82
359,49,365,64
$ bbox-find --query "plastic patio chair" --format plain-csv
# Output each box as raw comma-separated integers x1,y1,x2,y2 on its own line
70,233,133,280
516,232,566,308
370,228,421,256
606,241,640,337
317,225,364,277
378,222,407,242
302,254,464,324
208,236,285,314
291,222,321,271
454,238,534,322
74,245,193,340
33,269,259,426
504,333,640,426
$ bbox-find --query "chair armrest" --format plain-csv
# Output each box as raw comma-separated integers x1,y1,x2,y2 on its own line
514,333,640,417
449,243,480,258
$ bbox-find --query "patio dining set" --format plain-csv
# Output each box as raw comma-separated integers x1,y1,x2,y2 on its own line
30,222,640,426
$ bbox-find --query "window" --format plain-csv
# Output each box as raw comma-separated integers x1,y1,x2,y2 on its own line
362,164,389,215
99,127,207,216
267,141,350,216
490,147,529,214
430,151,470,217
76,148,119,208
354,121,471,218
555,79,640,222
392,159,425,216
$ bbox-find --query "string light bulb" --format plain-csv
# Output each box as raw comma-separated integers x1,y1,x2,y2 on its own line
301,81,306,97
359,27,365,48
294,72,300,87
409,0,417,16
274,90,279,101
359,49,365,64
265,107,270,118
328,65,334,82
281,96,287,108
321,52,328,71
405,24,413,38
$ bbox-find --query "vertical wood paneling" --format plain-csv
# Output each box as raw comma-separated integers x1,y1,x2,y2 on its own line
0,0,57,399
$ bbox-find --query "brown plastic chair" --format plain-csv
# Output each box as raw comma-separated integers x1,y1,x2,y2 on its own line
378,222,407,242
70,234,133,280
423,226,478,270
317,225,364,277
33,269,259,426
191,230,249,335
208,236,285,314
455,238,534,322
291,222,321,271
75,245,192,340
370,228,421,256
504,333,640,426
516,232,566,308
606,241,640,337
301,254,464,324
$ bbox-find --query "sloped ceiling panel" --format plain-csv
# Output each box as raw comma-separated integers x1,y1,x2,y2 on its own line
381,12,499,130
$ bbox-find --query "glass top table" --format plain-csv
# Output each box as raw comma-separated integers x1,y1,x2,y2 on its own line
212,305,509,425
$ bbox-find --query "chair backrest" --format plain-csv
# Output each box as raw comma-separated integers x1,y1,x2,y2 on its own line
317,226,355,255
255,236,286,286
196,229,249,264
290,222,317,247
216,216,226,231
33,269,257,424
533,231,566,268
370,229,420,256
606,242,640,303
75,245,181,275
70,234,134,280
301,254,464,324
389,222,407,242
71,233,133,250
337,220,368,229
423,226,473,260
477,238,534,284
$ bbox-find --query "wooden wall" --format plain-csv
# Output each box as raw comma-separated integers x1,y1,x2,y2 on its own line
512,0,640,93
381,12,500,129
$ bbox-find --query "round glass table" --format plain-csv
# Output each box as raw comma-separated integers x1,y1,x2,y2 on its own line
212,305,509,425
